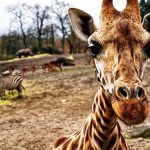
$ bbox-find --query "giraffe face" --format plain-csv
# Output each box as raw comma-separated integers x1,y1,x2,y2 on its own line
89,19,149,94
88,20,150,125
88,20,150,124
68,1,150,125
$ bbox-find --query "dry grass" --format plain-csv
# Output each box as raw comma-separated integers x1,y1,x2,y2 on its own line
0,60,149,150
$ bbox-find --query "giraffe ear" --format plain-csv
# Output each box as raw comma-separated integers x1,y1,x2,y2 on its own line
142,13,150,33
68,8,97,42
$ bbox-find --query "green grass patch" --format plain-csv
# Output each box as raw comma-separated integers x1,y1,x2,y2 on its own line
23,80,45,97
0,90,21,102
0,53,51,64
4,90,18,99
0,100,14,106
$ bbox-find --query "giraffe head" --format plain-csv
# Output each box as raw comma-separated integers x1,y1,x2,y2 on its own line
68,0,150,125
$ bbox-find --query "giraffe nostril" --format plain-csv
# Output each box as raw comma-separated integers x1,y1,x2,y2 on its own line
117,86,130,99
136,86,145,99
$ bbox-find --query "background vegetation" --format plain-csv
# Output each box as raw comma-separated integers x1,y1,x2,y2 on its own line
0,0,86,60
0,0,149,60
140,0,150,19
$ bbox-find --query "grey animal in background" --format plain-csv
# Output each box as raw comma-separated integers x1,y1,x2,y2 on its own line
16,48,33,58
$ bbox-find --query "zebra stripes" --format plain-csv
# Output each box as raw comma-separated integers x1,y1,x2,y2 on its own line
53,87,129,150
0,70,23,98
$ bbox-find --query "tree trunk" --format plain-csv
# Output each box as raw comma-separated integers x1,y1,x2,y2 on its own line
51,24,55,48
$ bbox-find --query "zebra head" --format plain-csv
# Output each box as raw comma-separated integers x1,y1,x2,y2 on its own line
68,0,150,125
12,69,22,76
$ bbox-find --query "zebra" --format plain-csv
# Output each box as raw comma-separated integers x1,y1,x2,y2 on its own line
0,70,24,99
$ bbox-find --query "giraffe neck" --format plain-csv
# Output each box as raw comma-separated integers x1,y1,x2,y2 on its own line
89,86,122,149
53,86,129,150
79,86,129,150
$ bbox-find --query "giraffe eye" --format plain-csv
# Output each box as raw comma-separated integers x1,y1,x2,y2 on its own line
144,42,150,57
88,41,103,58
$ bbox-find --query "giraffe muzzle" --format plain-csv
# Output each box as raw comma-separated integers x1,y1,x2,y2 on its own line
116,85,146,100
135,86,145,99
112,85,149,125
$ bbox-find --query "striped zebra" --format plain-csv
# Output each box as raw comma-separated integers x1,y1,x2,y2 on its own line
0,70,24,99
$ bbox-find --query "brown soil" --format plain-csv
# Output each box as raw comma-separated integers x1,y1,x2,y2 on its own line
0,55,150,150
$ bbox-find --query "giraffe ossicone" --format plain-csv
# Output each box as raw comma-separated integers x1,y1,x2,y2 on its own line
53,0,150,149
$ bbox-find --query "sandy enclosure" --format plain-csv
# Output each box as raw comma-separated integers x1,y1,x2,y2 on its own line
0,57,150,150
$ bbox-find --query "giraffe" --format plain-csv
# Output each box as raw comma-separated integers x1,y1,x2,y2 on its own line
53,0,150,149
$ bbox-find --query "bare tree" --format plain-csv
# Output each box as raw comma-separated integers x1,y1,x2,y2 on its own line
140,0,150,19
43,24,57,48
51,0,70,52
65,14,86,54
7,3,30,48
31,4,50,52
1,30,23,55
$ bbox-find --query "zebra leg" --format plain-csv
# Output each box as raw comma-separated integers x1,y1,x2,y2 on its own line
12,90,15,95
10,90,15,95
0,96,4,100
21,85,25,91
16,86,22,98
9,90,11,95
9,90,13,95
0,90,6,100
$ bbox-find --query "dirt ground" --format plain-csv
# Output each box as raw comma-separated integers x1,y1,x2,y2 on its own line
0,56,150,150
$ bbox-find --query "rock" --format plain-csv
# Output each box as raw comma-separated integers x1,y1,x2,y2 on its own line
1,70,10,76
124,122,150,138
61,99,67,104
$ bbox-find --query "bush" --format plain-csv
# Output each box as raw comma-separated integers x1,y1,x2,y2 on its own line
31,46,63,55
0,54,15,61
31,47,39,54
46,46,63,54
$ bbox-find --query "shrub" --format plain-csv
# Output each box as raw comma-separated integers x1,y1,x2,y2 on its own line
31,46,63,55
